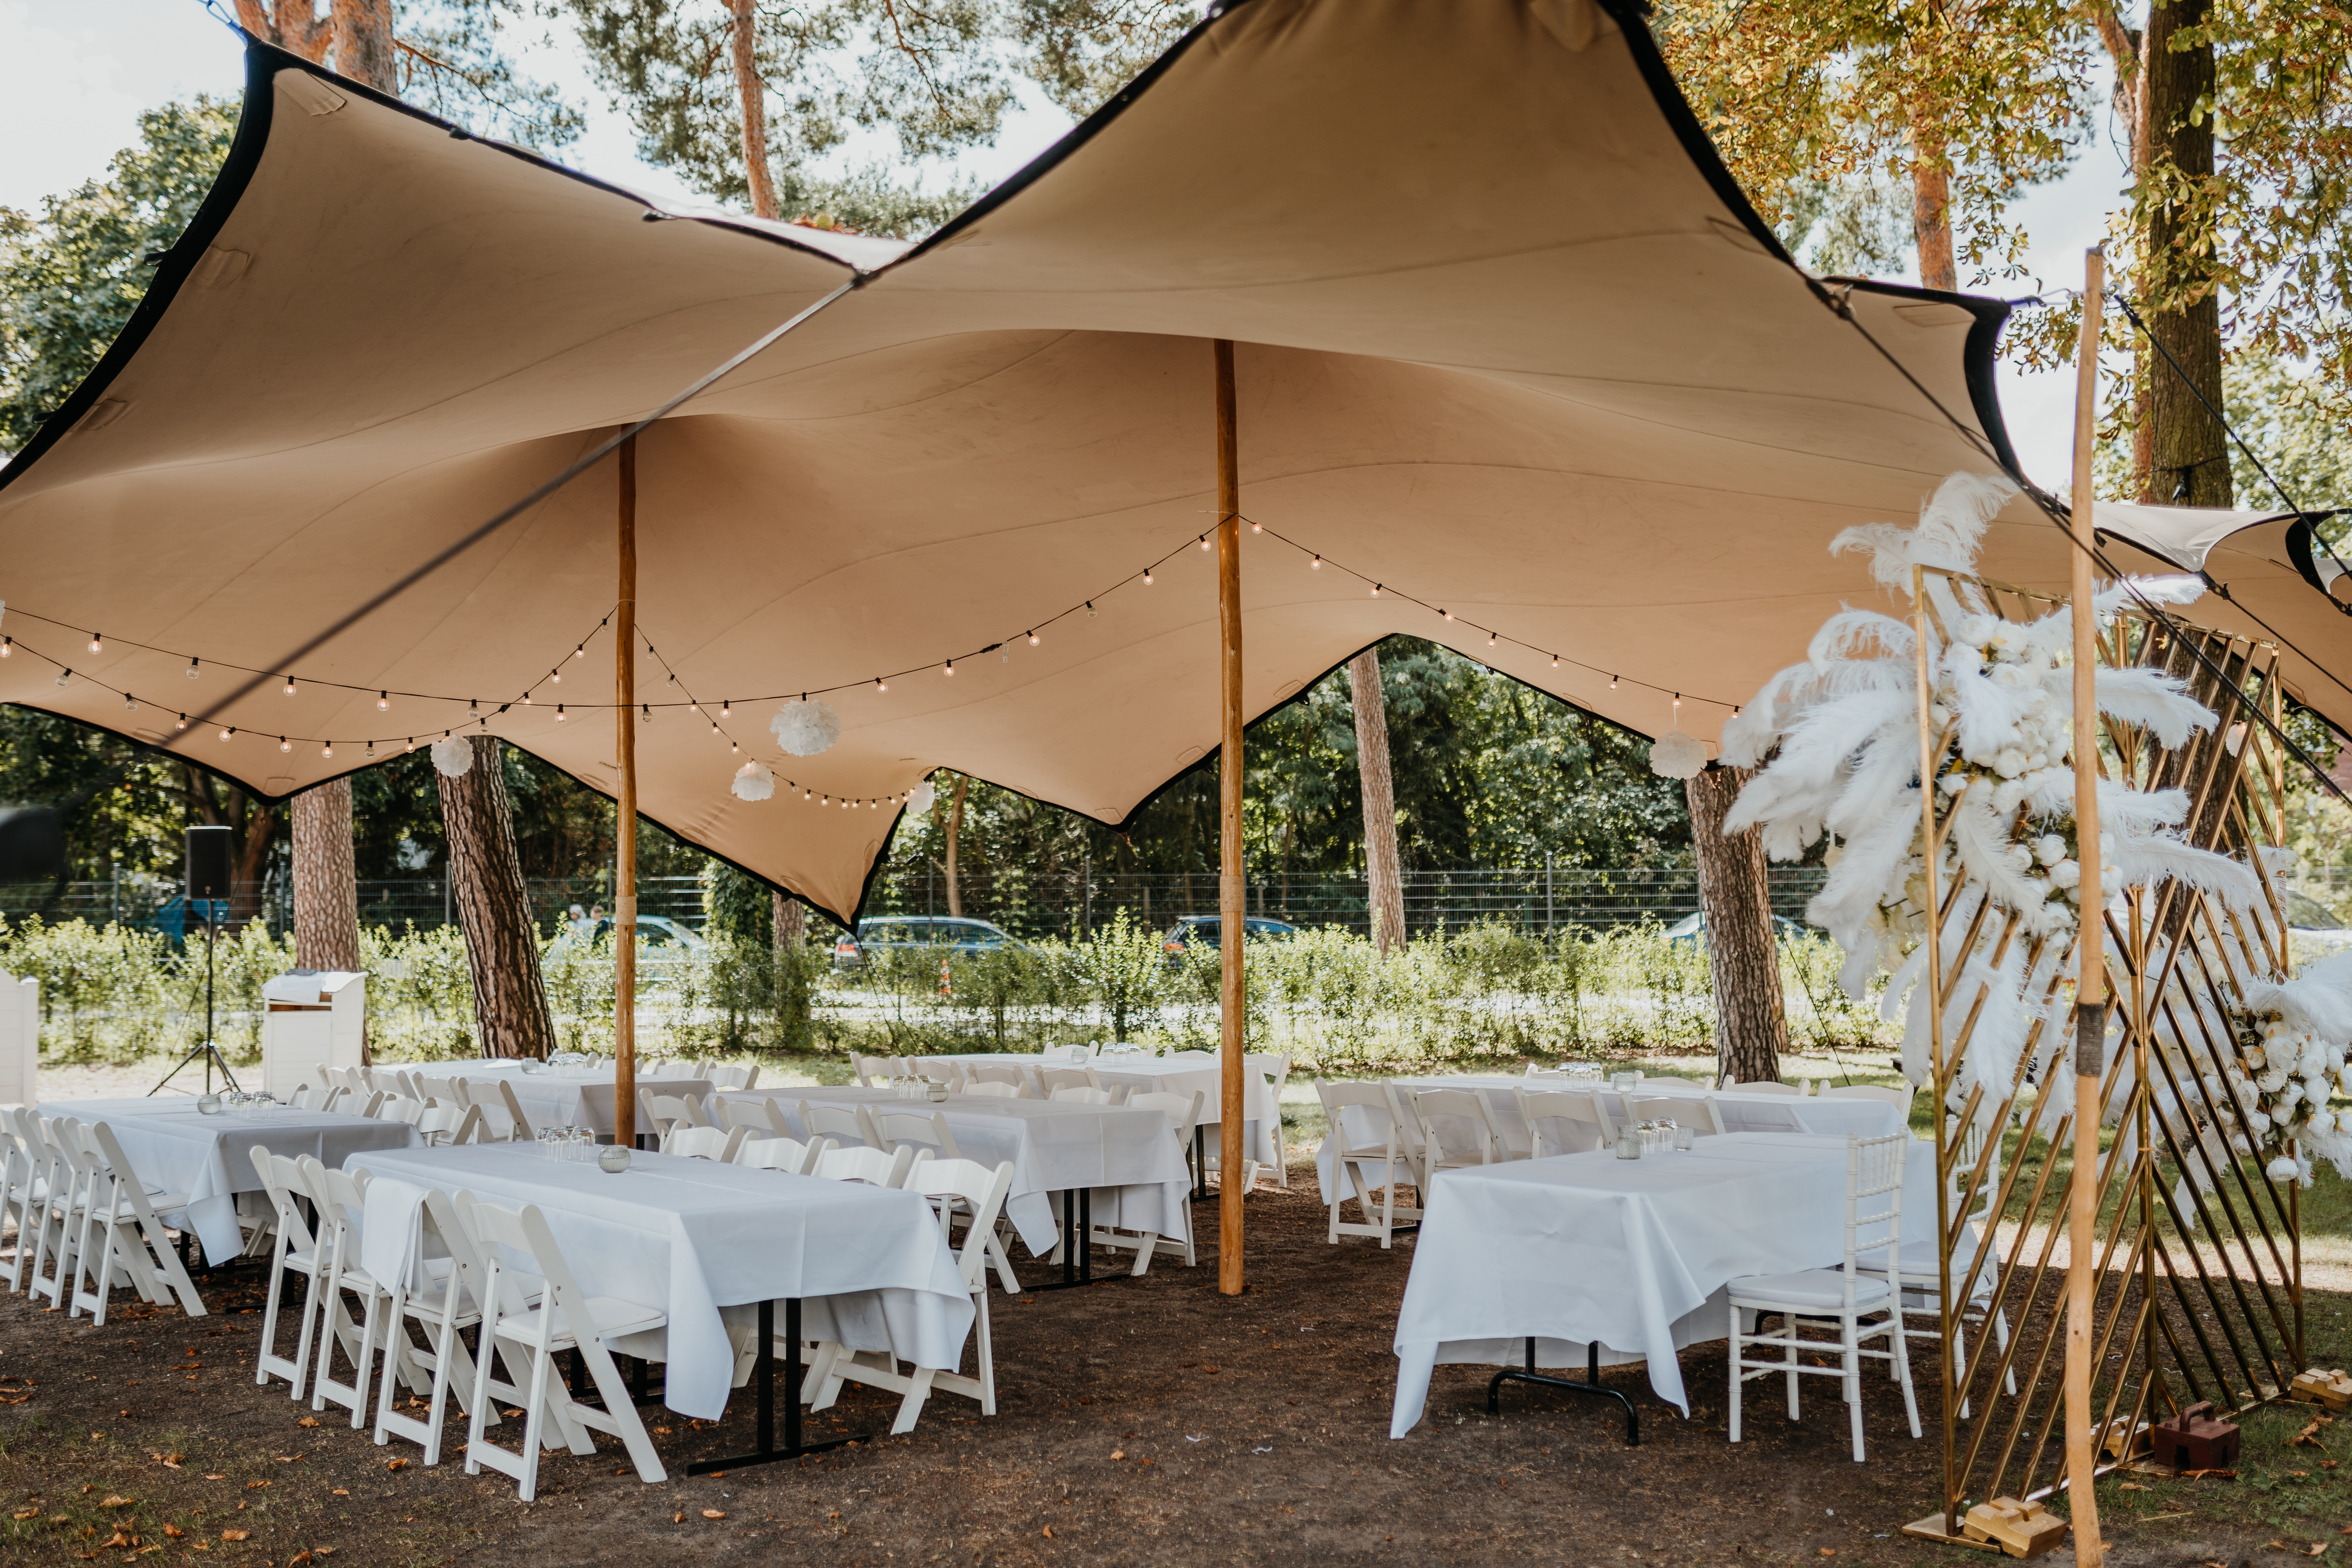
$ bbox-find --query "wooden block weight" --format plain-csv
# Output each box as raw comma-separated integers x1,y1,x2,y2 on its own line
1960,1497,2069,1559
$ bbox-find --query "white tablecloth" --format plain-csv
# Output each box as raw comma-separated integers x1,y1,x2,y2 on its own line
717,1086,1193,1257
37,1097,419,1264
911,1052,1284,1166
1389,1132,1937,1433
1320,1078,1905,1202
409,1066,714,1141
347,1142,973,1421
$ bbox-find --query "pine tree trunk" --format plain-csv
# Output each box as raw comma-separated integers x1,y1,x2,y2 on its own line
1686,765,1787,1085
2142,0,2232,508
231,804,275,928
1348,647,1407,954
1908,119,1958,292
728,0,779,220
944,775,968,918
291,779,361,970
772,890,805,949
437,735,555,1059
330,0,396,91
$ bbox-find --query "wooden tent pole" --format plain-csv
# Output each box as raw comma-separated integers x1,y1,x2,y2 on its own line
2064,248,2106,1566
616,434,639,1147
1213,339,1245,1297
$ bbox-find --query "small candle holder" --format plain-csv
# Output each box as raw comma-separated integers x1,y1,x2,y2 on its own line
195,1093,222,1116
598,1145,632,1173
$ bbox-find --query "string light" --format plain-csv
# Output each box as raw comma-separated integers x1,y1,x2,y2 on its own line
1250,519,1262,533
1086,601,1096,617
87,633,101,654
875,677,887,693
943,659,955,676
1198,535,1210,551
556,705,567,721
174,714,186,730
1027,631,1039,645
53,670,68,688
377,691,389,711
573,645,585,659
282,676,296,696
183,657,195,677
0,638,11,657
1370,584,1381,597
550,668,561,685
122,693,136,711
322,742,333,759
1142,569,1154,585
405,738,415,752
720,701,730,717
366,741,376,757
1309,555,1321,570
1442,610,1453,621
279,736,290,752
219,727,233,741
642,704,652,722
1610,674,1618,689
1673,693,1682,720
1549,655,1559,668
1487,632,1497,647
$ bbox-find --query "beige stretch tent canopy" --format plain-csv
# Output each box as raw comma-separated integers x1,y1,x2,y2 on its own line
2,0,2347,925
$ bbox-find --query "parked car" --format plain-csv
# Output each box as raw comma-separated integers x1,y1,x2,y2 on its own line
544,914,709,963
1661,910,1809,945
832,915,1031,971
1162,915,1302,959
2285,890,2352,954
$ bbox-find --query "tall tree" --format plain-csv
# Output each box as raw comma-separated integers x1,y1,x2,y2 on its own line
1685,765,1787,1083
1347,647,1407,954
438,736,556,1056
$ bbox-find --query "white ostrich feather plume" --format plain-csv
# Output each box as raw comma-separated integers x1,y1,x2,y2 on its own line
2093,666,2218,748
429,734,474,778
1829,471,2019,592
770,698,842,757
731,761,776,801
1647,730,1708,779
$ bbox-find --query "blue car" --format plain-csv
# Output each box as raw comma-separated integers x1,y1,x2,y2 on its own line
1662,910,1809,944
833,915,1032,971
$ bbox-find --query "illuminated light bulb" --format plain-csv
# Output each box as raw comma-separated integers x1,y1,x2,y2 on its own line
1549,655,1560,668
282,676,296,696
366,742,376,757
405,738,416,752
1085,601,1097,618
550,669,561,685
1442,610,1452,621
803,788,811,799
377,691,389,711
720,700,731,717
1199,535,1211,551
523,692,533,705
1673,693,1682,720
1309,555,1321,570
573,645,585,659
1142,569,1154,585
219,727,233,741
710,720,719,734
944,659,955,676
1027,631,1039,645
875,678,888,693
1609,674,1618,690
642,704,652,722
1370,584,1381,598
731,741,739,754
556,705,567,721
174,713,186,731
184,656,196,677
279,737,290,752
87,633,101,654
1251,519,1262,533
821,795,829,806
1487,633,1497,647
322,742,333,759
0,638,11,657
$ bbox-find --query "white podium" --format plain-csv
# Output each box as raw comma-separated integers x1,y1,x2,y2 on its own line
259,970,367,1100
0,970,36,1106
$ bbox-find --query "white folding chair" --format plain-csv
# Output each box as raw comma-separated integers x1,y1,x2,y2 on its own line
637,1091,706,1141
799,1100,878,1150
485,1079,531,1141
1727,1079,1806,1096
852,1054,909,1087
1089,1089,1201,1273
0,1108,39,1295
963,1062,1028,1093
870,1110,962,1161
251,1149,338,1399
82,1122,205,1318
961,1080,1021,1100
664,1124,750,1162
805,1157,1015,1434
1818,1083,1917,1121
21,1114,90,1311
812,1143,918,1188
2,1108,63,1298
1403,1088,1510,1172
1314,1081,1420,1247
1728,1133,1920,1461
1639,1075,1701,1087
1048,1085,1117,1106
717,1096,795,1138
911,1060,965,1090
1627,1094,1727,1138
731,1134,830,1175
373,1094,431,1127
462,1200,666,1500
302,1157,418,1428
417,1104,488,1147
1514,1088,1615,1156
373,1187,507,1467
708,1063,761,1091
1261,1053,1294,1188
1039,1065,1103,1095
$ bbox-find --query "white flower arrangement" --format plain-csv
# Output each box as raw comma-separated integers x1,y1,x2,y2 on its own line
1719,472,2264,1113
731,760,776,801
429,734,474,778
1648,730,1709,780
770,698,841,757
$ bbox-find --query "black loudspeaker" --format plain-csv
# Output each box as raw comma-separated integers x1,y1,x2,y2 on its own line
0,808,64,884
185,824,233,900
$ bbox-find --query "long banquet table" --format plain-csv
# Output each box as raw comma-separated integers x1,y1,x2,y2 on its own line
409,1062,715,1141
717,1085,1193,1258
910,1052,1285,1167
1389,1131,1936,1433
1320,1077,1906,1202
37,1096,420,1264
347,1141,974,1420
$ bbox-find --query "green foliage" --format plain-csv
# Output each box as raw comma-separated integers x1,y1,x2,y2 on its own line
1007,0,1196,116
396,1,588,151
0,98,238,452
700,861,774,945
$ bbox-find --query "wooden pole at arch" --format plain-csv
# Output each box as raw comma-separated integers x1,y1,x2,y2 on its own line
615,434,639,1146
1213,339,1246,1296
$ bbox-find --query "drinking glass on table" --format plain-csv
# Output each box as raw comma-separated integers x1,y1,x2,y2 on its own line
1611,1071,1641,1095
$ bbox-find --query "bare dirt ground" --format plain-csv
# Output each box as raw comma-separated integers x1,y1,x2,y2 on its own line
2,1165,2347,1567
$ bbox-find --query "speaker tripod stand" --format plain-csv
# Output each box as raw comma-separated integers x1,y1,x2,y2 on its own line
151,894,240,1097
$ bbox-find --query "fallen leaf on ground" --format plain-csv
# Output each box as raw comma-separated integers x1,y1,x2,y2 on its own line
219,1530,248,1542
330,1489,347,1498
244,1482,268,1491
672,1512,684,1525
1109,1451,1124,1461
202,1476,224,1482
1043,1525,1054,1539
2292,1417,2330,1449
2117,1482,2147,1491
385,1459,406,1472
702,1510,725,1520
101,1496,130,1509
162,1526,182,1539
295,1418,319,1429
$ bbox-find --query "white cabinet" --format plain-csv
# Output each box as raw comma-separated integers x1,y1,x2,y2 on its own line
259,970,367,1100
0,972,35,1106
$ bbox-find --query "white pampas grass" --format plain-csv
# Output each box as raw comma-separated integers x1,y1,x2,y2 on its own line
430,734,473,778
731,761,775,801
1648,730,1707,779
770,699,842,757
908,778,937,813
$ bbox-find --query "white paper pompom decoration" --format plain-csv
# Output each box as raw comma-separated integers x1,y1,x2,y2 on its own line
770,698,841,756
1647,730,1707,780
908,778,937,813
731,761,775,801
430,734,474,778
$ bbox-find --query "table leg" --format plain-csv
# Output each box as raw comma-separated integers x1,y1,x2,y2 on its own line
1026,1189,1111,1293
1192,1127,1206,1201
1485,1335,1639,1446
687,1299,857,1473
